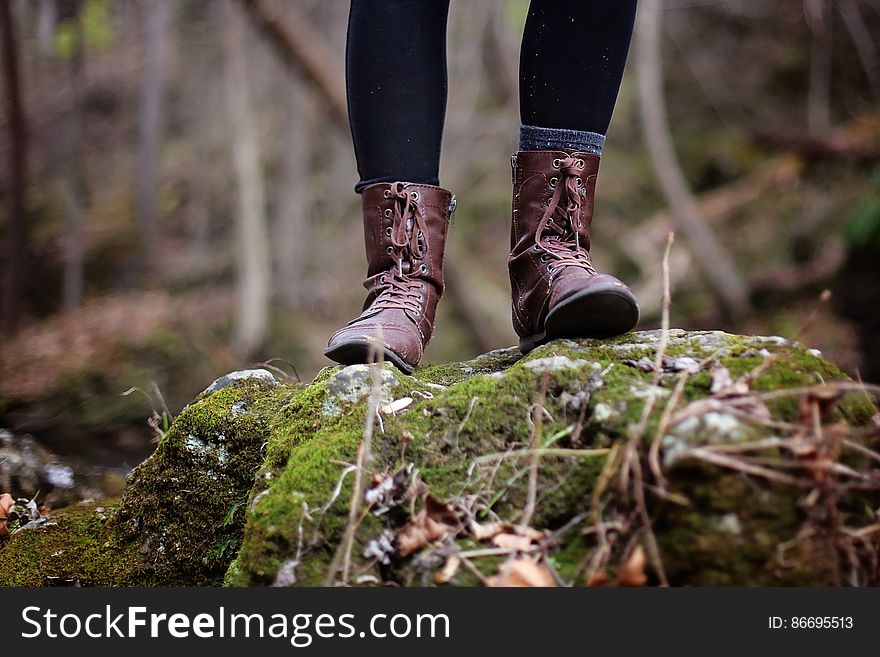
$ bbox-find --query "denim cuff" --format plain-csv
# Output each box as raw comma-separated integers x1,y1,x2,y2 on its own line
518,124,605,156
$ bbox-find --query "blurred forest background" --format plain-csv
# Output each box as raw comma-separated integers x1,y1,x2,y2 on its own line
1,0,879,492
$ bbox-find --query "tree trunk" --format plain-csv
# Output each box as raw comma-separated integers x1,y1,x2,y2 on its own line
134,0,171,282
224,0,271,357
805,0,833,134
635,0,750,318
275,73,312,309
61,6,86,313
1,0,27,336
36,0,56,56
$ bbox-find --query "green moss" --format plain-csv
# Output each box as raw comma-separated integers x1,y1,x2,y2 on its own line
0,501,151,586
104,377,290,585
656,464,837,586
225,331,877,587
7,331,876,587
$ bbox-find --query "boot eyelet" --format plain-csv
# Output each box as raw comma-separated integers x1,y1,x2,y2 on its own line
417,294,424,301
420,264,428,274
380,275,387,284
540,254,548,262
552,158,561,169
420,284,426,290
576,177,583,186
532,244,541,252
577,158,584,167
384,190,391,198
410,191,419,200
547,264,554,273
549,177,558,188
386,246,394,255
385,227,392,236
384,208,393,217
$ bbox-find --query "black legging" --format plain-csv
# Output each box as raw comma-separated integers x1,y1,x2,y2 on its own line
346,0,637,192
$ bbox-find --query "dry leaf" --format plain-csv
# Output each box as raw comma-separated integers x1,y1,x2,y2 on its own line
365,466,411,515
433,555,462,585
396,495,460,557
618,545,648,587
0,493,14,538
586,571,612,587
379,397,414,416
487,556,555,587
587,545,648,587
491,533,534,552
469,520,509,541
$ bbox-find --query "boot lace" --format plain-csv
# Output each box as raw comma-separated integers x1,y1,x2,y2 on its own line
371,183,429,317
533,156,597,278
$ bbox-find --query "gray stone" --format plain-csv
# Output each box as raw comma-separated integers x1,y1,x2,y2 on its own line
322,364,399,417
523,356,596,373
663,410,757,466
204,369,278,394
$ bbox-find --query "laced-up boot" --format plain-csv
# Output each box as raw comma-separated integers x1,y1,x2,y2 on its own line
325,182,455,373
509,150,639,353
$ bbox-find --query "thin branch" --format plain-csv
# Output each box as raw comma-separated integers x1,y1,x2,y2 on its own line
636,0,750,316
805,0,834,134
521,377,549,529
838,0,880,102
474,447,611,465
237,0,347,129
324,330,385,586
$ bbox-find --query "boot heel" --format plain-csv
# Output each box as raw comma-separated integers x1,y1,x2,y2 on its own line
518,333,545,355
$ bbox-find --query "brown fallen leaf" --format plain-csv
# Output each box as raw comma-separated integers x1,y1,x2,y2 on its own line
0,493,14,538
491,533,534,552
618,545,648,587
469,520,509,541
587,545,649,587
396,495,460,557
487,556,555,587
365,466,411,515
433,555,462,585
586,571,613,587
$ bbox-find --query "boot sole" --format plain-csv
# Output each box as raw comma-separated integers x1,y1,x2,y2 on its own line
519,283,640,354
324,340,415,375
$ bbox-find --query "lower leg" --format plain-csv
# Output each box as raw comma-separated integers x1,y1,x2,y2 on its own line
518,0,637,152
346,0,450,192
328,0,455,371
509,0,640,351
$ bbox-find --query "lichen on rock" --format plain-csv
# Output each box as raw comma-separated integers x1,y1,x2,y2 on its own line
2,330,878,587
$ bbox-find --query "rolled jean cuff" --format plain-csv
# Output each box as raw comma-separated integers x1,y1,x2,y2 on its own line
518,124,605,156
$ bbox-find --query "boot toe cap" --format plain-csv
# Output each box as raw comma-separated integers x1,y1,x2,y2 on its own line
326,322,424,370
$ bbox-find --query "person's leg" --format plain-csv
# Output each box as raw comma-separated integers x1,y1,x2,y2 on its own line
518,0,637,153
509,0,640,353
346,0,450,192
327,0,456,372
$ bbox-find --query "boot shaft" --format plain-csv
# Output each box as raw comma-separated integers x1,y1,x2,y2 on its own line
361,182,454,308
508,150,602,339
510,150,599,255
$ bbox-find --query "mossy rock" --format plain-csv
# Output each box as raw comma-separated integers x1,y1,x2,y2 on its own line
2,331,877,587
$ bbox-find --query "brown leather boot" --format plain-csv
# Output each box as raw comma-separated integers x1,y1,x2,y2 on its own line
325,182,455,374
509,150,639,353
